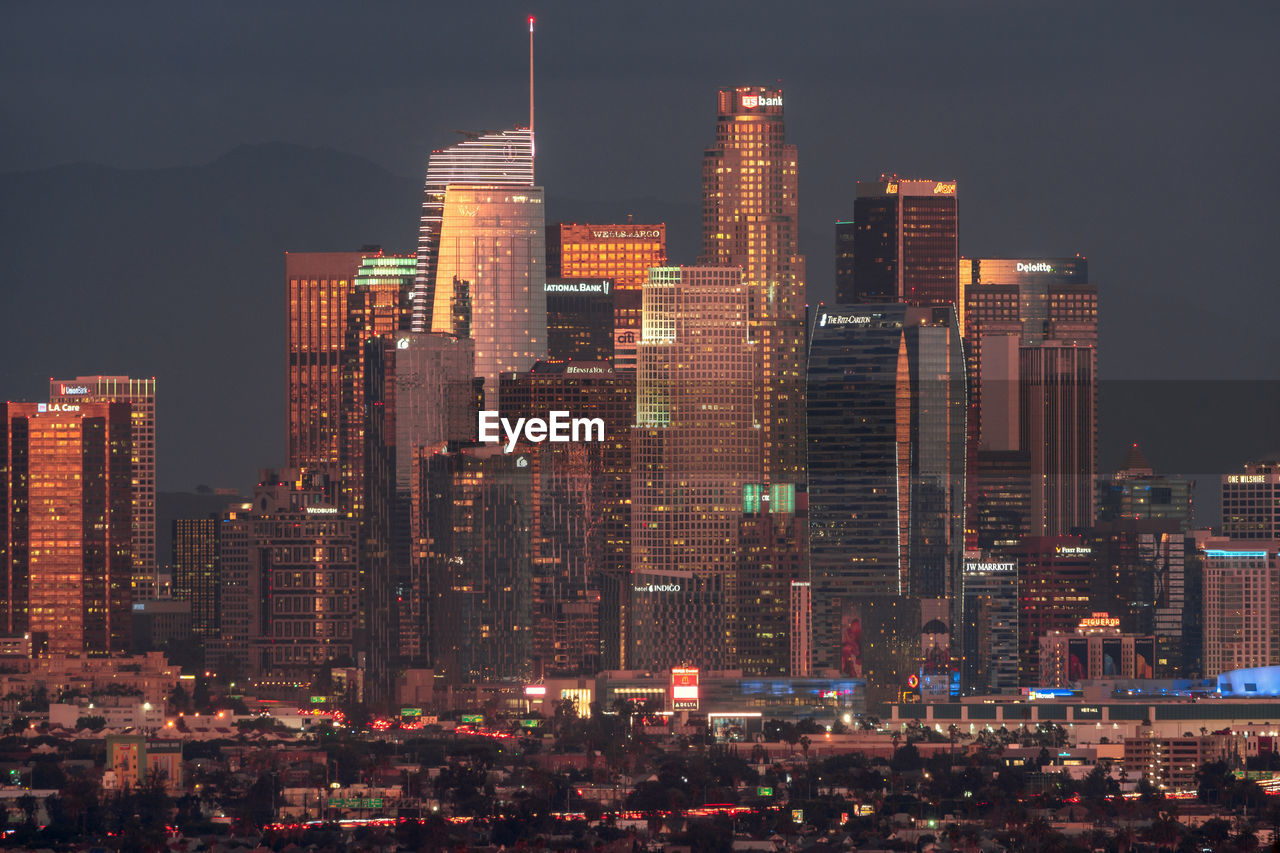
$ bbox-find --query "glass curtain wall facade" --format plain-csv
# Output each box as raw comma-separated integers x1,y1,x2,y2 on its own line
699,86,806,492
806,304,965,702
431,185,546,408
838,178,959,308
365,332,475,699
414,129,534,333
416,446,533,682
3,402,132,653
631,266,758,672
50,376,156,598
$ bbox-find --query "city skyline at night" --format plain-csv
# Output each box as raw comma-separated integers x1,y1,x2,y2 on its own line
3,8,1280,847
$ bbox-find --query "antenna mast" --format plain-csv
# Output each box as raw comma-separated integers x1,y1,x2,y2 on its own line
529,15,535,178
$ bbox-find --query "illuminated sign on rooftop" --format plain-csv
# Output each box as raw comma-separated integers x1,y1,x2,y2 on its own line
741,93,783,109
1078,612,1120,629
964,561,1016,574
545,280,611,295
818,313,874,327
588,229,661,240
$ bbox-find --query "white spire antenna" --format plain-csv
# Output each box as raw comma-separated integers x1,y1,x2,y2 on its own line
528,15,536,177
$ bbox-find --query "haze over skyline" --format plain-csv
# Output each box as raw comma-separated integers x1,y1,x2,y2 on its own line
2,0,1277,498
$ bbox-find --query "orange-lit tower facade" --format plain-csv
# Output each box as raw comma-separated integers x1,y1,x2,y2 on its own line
2,401,132,653
287,250,374,475
546,224,667,369
286,248,390,508
700,86,807,493
698,86,808,673
50,376,156,598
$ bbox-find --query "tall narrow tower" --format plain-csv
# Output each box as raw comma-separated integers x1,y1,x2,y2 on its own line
700,86,807,489
412,131,536,334
50,376,156,598
3,401,133,653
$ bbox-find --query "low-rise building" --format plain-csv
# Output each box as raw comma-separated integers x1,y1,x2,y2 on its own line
1123,732,1234,790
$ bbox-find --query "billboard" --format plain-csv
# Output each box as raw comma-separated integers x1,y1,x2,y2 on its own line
920,600,950,676
671,667,700,710
1134,638,1155,679
840,604,864,678
1102,639,1122,677
1068,638,1090,681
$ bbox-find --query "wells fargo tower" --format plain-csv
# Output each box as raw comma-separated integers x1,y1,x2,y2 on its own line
700,86,807,496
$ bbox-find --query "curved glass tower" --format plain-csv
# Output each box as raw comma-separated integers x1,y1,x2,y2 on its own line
413,128,535,333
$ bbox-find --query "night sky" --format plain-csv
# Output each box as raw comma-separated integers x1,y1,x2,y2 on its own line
2,1,1278,505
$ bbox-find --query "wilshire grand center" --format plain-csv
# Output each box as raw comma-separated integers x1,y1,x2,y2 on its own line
414,128,546,408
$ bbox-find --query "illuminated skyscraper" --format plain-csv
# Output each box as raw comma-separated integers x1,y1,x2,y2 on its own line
806,304,966,691
213,469,357,684
431,185,546,407
962,257,1097,539
837,178,959,308
365,332,475,697
2,401,132,653
960,555,1019,694
700,86,806,490
416,446,533,682
630,266,758,671
285,248,383,483
546,223,667,369
1020,343,1097,535
340,254,416,514
544,279,615,363
736,499,808,675
172,516,219,638
1015,537,1093,685
500,361,634,674
1222,459,1280,539
1086,518,1186,675
413,129,535,333
1202,539,1280,676
50,376,156,598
